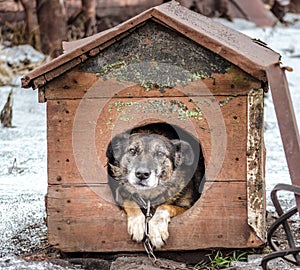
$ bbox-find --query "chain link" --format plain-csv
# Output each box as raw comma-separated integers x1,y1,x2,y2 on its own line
115,185,190,268
142,200,192,269
143,200,157,262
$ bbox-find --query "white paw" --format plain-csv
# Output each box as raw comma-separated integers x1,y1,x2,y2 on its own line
149,209,170,249
127,213,145,242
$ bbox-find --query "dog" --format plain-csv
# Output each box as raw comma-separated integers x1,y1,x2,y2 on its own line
106,131,204,249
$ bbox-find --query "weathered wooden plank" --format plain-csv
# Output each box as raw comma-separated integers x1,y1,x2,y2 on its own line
46,181,264,252
47,98,109,184
44,58,82,84
247,89,266,241
44,66,261,100
47,95,248,185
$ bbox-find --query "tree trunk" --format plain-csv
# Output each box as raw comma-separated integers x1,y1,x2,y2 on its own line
19,0,40,50
81,0,97,37
36,0,67,58
271,0,290,22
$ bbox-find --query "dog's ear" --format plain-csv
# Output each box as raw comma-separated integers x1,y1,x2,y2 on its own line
171,140,194,167
106,133,130,162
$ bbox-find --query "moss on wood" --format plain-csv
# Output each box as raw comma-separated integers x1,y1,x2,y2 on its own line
80,20,232,91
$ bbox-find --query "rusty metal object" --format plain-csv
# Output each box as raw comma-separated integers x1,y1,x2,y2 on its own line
261,184,300,269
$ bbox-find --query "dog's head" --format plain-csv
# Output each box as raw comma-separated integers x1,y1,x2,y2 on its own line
106,133,194,190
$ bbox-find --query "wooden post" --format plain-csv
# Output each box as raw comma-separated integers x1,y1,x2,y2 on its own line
267,64,300,213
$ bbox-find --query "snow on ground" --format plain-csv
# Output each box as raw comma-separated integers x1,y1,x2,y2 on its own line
0,45,45,67
0,82,47,255
0,15,299,269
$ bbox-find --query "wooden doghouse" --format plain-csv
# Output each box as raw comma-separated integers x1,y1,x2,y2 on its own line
22,2,282,252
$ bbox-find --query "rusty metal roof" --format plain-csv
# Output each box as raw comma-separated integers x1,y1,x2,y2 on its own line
22,1,281,89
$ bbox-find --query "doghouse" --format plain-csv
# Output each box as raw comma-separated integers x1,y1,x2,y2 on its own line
22,1,283,252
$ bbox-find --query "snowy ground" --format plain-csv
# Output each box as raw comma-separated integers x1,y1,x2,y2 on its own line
0,15,300,269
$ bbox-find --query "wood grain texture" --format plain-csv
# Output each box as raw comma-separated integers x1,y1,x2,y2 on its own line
247,89,266,241
44,66,261,100
24,3,267,252
46,181,264,252
47,94,247,185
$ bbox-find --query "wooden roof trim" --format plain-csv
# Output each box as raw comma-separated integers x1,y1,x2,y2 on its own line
22,52,83,89
22,1,282,89
152,2,280,81
62,29,111,53
22,8,154,89
22,25,144,89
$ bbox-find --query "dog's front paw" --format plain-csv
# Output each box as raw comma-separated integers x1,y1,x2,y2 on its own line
127,213,145,242
149,208,170,249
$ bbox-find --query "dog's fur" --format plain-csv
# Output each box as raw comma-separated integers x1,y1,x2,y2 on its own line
106,131,204,248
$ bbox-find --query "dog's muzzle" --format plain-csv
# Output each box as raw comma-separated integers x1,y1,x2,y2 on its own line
128,167,158,189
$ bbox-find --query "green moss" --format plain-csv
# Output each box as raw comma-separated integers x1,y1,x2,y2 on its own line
108,101,139,112
219,96,236,107
107,99,203,121
102,61,126,74
80,20,231,91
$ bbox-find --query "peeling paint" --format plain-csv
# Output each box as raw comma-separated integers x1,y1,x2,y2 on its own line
247,88,265,242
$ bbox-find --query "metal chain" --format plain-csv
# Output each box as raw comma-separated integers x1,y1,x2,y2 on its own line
143,200,157,262
115,187,190,269
142,201,190,270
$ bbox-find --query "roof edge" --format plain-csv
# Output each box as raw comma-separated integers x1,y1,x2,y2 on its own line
22,1,282,89
152,2,280,81
21,6,155,89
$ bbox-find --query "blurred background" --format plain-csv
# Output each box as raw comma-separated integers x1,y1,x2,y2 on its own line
0,0,299,57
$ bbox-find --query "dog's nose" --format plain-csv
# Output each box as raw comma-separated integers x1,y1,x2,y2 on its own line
135,168,151,180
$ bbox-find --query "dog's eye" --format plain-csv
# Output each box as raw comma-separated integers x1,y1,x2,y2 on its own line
129,148,137,156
